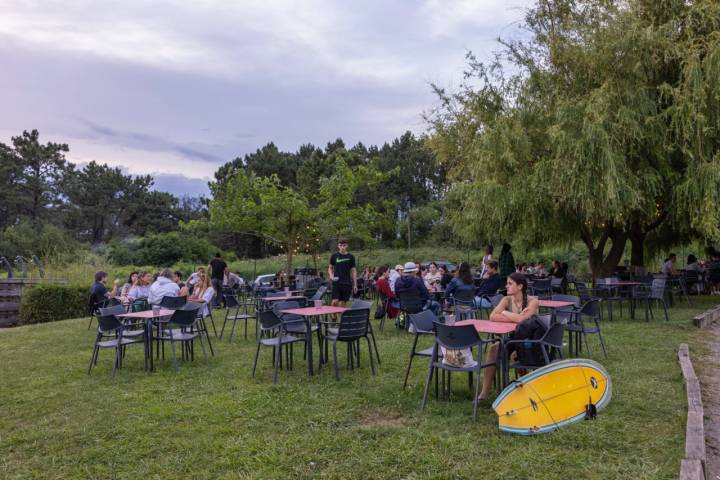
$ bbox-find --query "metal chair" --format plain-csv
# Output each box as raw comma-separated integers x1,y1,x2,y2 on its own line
403,310,440,389
636,278,670,322
397,291,424,330
350,298,381,365
221,293,255,341
273,300,321,370
420,321,497,420
252,310,303,384
504,314,564,374
530,278,552,298
565,299,607,358
320,308,376,381
449,289,478,321
159,295,187,310
156,305,206,371
88,313,145,377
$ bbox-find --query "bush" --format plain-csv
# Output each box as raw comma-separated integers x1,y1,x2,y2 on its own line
19,285,88,325
0,220,83,263
108,232,221,266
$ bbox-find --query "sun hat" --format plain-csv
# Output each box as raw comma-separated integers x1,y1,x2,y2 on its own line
403,261,418,273
394,264,404,271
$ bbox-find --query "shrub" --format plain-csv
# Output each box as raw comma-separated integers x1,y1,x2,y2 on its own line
19,285,88,325
108,232,221,266
0,220,83,263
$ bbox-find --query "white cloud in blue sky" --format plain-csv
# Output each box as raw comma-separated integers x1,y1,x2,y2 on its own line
0,0,532,196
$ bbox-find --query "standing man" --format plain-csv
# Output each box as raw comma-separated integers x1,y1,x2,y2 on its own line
328,238,357,307
209,252,228,307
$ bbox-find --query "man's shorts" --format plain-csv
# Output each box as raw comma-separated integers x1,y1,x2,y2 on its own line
331,282,352,301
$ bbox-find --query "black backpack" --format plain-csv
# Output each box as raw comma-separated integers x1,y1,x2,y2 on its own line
508,316,552,367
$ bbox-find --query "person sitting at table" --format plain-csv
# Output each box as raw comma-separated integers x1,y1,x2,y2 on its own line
445,262,475,301
389,264,403,293
225,270,244,290
708,251,720,295
475,260,503,307
549,260,564,278
128,271,151,300
395,262,441,316
89,271,110,310
172,270,190,297
148,268,181,305
661,253,678,276
423,262,442,292
439,264,453,290
374,265,399,319
535,262,547,276
185,267,205,296
478,272,539,401
120,272,138,296
188,270,215,317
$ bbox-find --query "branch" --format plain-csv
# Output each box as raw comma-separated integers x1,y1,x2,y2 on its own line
643,209,668,234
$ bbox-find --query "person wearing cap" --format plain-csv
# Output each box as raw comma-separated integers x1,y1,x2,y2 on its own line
389,264,403,293
394,261,441,316
328,238,357,306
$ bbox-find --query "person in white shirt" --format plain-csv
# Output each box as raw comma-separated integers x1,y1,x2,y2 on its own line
128,271,152,300
423,262,442,292
480,244,494,278
188,270,215,317
185,267,205,295
148,268,181,305
224,271,244,289
661,253,678,276
389,264,403,293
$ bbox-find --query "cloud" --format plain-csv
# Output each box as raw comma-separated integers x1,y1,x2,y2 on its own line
150,173,211,198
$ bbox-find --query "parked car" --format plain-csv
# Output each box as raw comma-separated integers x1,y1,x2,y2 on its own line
252,274,276,288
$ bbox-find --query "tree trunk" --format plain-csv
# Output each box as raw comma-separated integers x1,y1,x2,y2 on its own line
582,225,627,280
629,229,645,269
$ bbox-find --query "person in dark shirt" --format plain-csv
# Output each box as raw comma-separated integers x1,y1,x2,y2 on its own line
394,262,441,316
475,261,502,307
328,238,357,306
499,243,515,279
439,264,453,290
89,271,109,313
209,252,228,307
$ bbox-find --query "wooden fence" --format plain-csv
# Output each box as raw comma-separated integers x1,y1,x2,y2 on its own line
0,278,67,327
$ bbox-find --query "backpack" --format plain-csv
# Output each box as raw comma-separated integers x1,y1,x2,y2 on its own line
508,316,552,367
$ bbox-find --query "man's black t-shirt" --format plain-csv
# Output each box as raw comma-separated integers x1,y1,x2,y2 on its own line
89,281,107,307
330,252,356,285
210,258,227,280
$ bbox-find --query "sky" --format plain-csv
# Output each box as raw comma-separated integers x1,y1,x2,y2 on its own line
0,0,531,197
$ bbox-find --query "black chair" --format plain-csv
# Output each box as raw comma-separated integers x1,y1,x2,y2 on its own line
321,308,376,381
376,291,391,331
549,294,580,326
530,278,552,298
159,295,187,310
477,293,504,320
504,314,564,375
88,313,145,377
221,293,255,341
550,276,565,294
403,310,441,389
350,298,381,365
450,289,477,321
635,278,670,322
565,299,607,358
420,321,496,420
252,310,303,384
87,295,107,330
309,285,327,302
99,304,144,340
397,291,424,329
156,305,206,371
273,300,321,372
595,278,625,321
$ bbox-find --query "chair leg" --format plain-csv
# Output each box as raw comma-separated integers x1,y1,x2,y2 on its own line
366,337,376,375
272,340,281,384
251,342,261,377
597,329,608,359
220,316,228,339
87,343,99,375
473,367,482,420
368,323,381,365
229,319,237,342
88,316,94,330
208,313,218,337
198,333,208,362
421,358,435,411
169,332,179,372
333,342,340,381
583,333,592,358
403,335,420,389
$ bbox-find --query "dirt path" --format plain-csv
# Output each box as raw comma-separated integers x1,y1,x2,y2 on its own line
699,324,720,479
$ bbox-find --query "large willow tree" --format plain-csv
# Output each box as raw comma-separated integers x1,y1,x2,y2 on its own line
428,0,720,276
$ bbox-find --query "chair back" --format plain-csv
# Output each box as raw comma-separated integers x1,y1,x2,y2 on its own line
684,270,699,283
224,294,240,308
650,278,666,299
96,313,123,333
337,308,370,339
258,310,282,331
451,297,476,320
408,310,437,333
550,277,564,289
303,288,318,299
578,299,601,319
273,300,303,324
452,288,475,303
350,298,373,310
397,291,424,314
542,321,565,349
99,304,126,316
131,298,149,312
159,295,187,309
433,321,481,350
311,285,328,301
170,305,201,326
489,293,504,308
574,282,592,302
531,278,551,294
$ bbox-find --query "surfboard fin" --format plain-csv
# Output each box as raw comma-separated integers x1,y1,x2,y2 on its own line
584,401,597,420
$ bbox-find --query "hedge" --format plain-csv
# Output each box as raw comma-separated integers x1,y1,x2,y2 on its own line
19,285,88,325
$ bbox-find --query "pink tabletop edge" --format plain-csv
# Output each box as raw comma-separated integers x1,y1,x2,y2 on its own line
538,300,576,308
262,295,307,301
118,309,174,318
454,319,516,334
280,306,348,315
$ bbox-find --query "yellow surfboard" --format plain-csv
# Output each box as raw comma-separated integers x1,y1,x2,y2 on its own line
492,359,611,435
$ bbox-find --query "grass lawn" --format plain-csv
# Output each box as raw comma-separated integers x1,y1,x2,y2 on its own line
1,296,717,479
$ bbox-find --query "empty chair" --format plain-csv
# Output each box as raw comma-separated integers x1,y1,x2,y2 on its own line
273,300,321,372
221,293,255,341
549,294,580,326
550,276,565,294
636,278,670,322
321,308,376,381
595,278,625,321
530,278,551,298
252,310,303,384
403,310,440,389
450,289,478,321
350,298,381,365
420,321,496,420
88,313,145,377
565,299,607,359
309,285,328,302
156,305,206,371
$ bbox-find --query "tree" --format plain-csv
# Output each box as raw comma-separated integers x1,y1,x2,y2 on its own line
427,0,720,276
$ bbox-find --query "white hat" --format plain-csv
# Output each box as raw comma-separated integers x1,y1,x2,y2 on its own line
403,261,418,273
394,264,404,271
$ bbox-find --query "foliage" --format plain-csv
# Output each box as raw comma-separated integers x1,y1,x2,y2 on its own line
1,298,717,477
427,0,720,276
107,232,221,267
0,220,82,263
18,285,88,325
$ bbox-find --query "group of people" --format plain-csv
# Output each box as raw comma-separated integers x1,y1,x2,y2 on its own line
662,250,720,294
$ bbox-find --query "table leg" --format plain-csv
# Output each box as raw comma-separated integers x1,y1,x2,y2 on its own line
306,320,314,376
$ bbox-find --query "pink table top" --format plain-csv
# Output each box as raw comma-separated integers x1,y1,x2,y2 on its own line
280,306,348,316
600,281,643,286
538,300,576,309
454,319,517,335
262,295,307,302
118,309,174,319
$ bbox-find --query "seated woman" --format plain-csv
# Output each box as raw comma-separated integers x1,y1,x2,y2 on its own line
439,264,453,290
128,271,151,300
423,262,442,292
478,272,539,401
188,270,215,317
374,265,399,319
444,262,476,301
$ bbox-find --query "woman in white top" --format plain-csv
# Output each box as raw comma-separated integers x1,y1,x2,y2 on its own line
480,244,494,278
128,271,152,300
423,262,442,291
189,270,215,317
